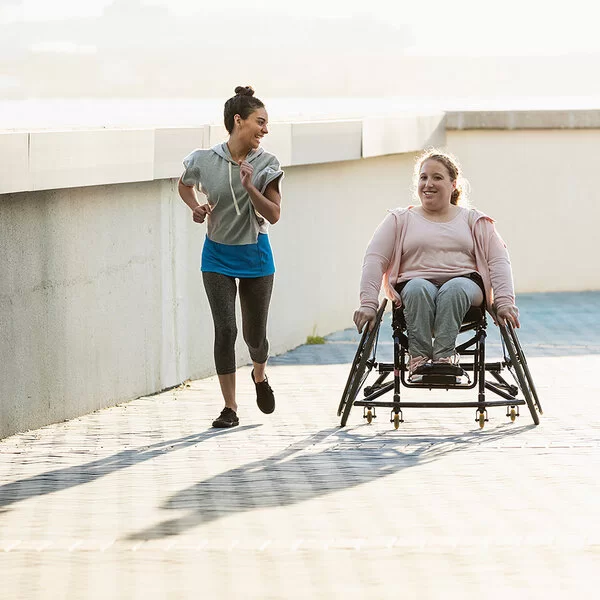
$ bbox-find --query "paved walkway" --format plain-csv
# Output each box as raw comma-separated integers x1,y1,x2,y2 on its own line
1,292,599,599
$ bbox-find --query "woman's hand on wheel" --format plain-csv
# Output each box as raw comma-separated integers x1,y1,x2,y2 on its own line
192,203,212,223
353,307,377,334
496,304,520,329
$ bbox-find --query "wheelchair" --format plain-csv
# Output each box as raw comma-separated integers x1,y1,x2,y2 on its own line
338,298,542,429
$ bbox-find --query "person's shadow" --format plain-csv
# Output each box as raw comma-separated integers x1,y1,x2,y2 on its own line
0,425,260,514
127,422,535,540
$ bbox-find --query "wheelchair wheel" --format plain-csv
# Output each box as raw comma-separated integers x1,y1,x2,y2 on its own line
500,323,540,425
339,300,387,426
506,322,543,414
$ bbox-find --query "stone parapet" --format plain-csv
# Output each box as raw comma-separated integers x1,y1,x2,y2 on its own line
0,113,445,194
447,109,600,130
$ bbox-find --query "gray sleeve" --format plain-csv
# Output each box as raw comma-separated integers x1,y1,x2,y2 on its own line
253,157,284,194
180,149,203,188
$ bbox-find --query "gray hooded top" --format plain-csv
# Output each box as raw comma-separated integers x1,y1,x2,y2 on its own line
181,143,284,246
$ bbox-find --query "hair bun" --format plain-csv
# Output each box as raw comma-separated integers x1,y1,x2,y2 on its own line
234,85,255,97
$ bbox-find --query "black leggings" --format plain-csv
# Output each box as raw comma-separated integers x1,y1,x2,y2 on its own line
202,272,274,375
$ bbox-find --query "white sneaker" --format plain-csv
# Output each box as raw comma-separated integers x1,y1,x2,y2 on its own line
433,352,460,366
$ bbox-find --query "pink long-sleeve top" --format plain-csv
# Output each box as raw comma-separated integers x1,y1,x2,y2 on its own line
359,206,516,313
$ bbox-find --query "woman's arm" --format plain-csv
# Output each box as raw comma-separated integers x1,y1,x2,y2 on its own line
239,161,281,224
354,213,397,332
178,177,199,211
178,178,212,223
359,213,397,310
482,220,520,327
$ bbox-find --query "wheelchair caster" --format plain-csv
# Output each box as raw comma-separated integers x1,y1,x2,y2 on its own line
476,409,488,429
506,406,519,422
363,407,376,424
390,410,403,429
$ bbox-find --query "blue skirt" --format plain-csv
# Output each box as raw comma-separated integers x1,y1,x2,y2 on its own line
201,233,275,278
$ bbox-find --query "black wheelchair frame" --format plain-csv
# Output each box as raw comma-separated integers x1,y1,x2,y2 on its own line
338,299,542,429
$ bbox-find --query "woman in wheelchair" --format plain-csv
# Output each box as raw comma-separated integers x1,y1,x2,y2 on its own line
353,149,520,383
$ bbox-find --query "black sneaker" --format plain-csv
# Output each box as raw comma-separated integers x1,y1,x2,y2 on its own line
251,370,275,414
212,407,239,428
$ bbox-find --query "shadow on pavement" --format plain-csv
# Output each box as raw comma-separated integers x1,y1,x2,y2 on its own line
127,422,535,541
0,425,260,514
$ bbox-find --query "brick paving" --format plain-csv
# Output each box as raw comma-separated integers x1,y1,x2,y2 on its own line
1,292,599,599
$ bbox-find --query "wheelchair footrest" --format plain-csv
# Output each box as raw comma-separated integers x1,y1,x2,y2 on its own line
420,364,463,376
420,374,462,385
411,363,466,385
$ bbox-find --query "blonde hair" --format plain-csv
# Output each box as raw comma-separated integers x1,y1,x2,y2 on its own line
413,149,470,206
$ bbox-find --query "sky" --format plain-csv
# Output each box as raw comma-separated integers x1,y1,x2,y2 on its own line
1,0,599,56
1,0,599,104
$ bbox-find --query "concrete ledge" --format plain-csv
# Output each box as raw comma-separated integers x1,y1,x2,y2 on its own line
362,113,445,158
0,115,442,194
447,109,600,130
0,133,30,194
154,127,207,180
4,108,600,195
30,130,155,191
291,120,362,165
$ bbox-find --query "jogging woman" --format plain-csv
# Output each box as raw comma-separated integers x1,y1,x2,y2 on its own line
179,86,284,427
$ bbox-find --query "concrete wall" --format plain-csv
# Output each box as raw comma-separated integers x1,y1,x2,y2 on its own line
0,153,415,438
269,154,416,354
446,129,599,292
1,181,182,435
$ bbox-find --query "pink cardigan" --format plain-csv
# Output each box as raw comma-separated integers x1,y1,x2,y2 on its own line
359,207,516,313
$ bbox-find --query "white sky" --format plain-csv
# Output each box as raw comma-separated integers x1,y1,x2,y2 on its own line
0,0,599,55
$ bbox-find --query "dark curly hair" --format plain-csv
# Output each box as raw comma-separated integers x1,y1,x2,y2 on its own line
223,86,265,134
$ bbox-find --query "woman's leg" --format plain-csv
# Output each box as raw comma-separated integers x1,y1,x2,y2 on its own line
432,277,484,361
239,275,275,414
202,272,238,411
400,278,438,360
239,274,274,378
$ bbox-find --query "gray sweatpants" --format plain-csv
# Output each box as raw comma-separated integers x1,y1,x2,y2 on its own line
400,277,484,361
202,272,274,375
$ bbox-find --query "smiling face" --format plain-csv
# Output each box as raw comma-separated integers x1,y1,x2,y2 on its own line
417,159,457,211
234,107,269,150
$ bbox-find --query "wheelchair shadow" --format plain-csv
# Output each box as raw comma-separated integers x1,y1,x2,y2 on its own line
0,425,260,515
127,422,535,541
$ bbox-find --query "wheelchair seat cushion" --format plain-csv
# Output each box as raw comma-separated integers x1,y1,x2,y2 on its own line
460,306,485,330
